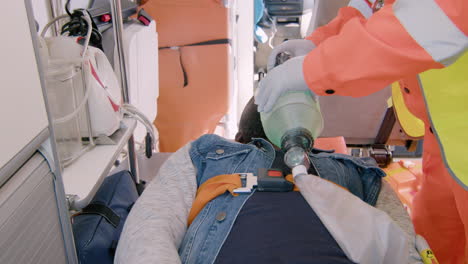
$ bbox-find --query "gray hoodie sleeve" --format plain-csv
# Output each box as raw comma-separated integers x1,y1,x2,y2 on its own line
115,142,196,264
376,181,423,264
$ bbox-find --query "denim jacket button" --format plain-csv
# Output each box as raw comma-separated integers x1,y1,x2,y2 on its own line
216,212,227,222
216,149,225,155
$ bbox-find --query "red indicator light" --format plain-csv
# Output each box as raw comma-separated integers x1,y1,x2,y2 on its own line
268,170,283,177
100,14,112,23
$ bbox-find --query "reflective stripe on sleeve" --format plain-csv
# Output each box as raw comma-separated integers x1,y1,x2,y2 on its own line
393,0,468,66
348,0,373,19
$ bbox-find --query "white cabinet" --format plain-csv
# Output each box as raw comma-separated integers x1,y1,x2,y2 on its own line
0,1,49,172
0,2,78,263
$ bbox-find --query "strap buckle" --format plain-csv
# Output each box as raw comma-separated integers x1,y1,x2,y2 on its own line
233,169,295,193
369,144,393,168
257,168,294,192
233,173,258,193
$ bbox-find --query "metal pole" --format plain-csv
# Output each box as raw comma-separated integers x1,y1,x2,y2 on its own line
110,0,140,183
48,0,63,36
110,0,130,103
26,0,78,262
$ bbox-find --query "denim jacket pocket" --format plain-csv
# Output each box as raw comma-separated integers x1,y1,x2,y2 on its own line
198,149,252,185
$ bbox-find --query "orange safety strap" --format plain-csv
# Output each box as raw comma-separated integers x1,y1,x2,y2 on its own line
188,173,350,226
187,174,299,226
188,174,241,226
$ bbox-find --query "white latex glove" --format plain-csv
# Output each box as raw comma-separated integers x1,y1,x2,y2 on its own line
348,0,375,19
294,173,410,264
255,56,312,113
266,39,316,71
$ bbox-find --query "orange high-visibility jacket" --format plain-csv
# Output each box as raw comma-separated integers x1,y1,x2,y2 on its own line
303,4,468,261
304,0,468,189
304,0,468,97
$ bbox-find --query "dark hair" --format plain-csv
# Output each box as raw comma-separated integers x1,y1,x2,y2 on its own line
235,97,268,144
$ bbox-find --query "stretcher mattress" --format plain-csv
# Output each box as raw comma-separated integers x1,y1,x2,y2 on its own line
143,0,230,152
141,0,228,47
155,45,230,152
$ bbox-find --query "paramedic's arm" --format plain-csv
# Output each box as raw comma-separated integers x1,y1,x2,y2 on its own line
305,7,366,46
115,143,196,264
266,6,365,71
305,1,468,97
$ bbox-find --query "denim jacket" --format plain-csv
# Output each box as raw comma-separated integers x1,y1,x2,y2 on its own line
179,134,385,264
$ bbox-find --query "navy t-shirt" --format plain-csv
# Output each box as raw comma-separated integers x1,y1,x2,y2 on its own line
214,151,355,264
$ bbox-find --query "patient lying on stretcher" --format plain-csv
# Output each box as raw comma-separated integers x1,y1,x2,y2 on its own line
115,98,425,264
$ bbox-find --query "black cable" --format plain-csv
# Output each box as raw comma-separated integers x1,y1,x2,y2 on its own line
61,6,103,50
65,0,72,16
